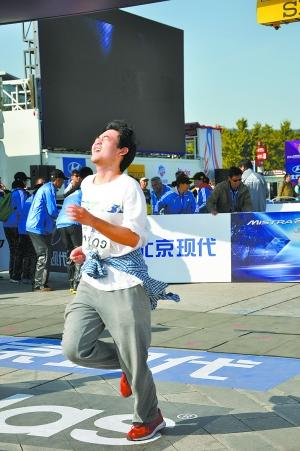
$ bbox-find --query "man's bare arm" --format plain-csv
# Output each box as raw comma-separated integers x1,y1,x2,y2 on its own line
67,205,139,248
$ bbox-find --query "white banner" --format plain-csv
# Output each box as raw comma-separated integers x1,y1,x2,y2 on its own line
197,128,222,180
144,214,231,283
0,214,232,282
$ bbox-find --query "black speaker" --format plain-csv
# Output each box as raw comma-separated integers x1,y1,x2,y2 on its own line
30,165,56,186
214,169,229,185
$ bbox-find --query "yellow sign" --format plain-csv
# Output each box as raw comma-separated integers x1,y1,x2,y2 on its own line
127,164,145,180
257,0,300,26
185,138,196,155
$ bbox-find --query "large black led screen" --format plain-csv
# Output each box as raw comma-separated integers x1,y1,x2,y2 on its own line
38,10,184,154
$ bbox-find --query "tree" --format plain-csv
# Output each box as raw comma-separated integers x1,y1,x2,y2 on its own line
222,119,300,170
222,118,250,167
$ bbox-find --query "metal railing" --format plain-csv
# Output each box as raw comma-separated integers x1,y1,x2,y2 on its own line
2,79,33,111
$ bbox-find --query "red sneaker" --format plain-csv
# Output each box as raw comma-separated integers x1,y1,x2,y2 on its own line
127,409,166,441
120,372,132,398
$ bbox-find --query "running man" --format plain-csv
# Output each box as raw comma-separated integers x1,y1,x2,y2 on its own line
62,120,178,441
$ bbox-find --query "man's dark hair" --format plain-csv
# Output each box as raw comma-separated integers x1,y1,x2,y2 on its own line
175,170,185,178
193,171,206,181
105,120,136,173
12,180,26,189
79,166,93,179
151,176,161,183
228,166,243,178
172,172,192,187
239,159,253,170
64,166,94,198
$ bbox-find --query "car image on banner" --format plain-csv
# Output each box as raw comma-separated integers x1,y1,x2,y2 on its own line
231,211,300,282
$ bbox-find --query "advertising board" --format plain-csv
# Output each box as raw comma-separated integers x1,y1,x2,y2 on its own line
285,140,300,182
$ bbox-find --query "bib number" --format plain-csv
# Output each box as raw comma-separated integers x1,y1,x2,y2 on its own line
82,227,111,258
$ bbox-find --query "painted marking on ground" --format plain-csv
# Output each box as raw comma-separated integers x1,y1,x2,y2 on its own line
0,336,300,391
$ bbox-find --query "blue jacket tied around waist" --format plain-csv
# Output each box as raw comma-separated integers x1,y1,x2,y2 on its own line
82,249,180,310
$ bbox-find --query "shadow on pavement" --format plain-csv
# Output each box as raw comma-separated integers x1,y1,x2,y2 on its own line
0,376,299,436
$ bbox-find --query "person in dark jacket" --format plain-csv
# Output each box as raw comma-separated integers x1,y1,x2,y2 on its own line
56,166,93,293
278,174,295,198
26,169,67,291
207,166,252,215
3,174,30,282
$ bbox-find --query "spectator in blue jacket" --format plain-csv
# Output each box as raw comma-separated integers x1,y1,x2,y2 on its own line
3,174,30,283
154,173,196,215
63,169,81,197
56,166,93,293
150,176,172,214
18,178,45,284
26,169,67,292
192,172,213,213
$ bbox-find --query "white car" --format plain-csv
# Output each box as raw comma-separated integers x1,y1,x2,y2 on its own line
269,196,300,203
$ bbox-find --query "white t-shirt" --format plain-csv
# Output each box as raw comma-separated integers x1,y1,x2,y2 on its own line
80,173,148,291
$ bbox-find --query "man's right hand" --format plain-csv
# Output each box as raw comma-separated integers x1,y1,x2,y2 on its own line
70,246,86,264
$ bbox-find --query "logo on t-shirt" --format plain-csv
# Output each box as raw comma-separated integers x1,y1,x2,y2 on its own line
107,204,122,213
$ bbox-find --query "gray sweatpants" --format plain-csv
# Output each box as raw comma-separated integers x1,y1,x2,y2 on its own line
62,280,158,423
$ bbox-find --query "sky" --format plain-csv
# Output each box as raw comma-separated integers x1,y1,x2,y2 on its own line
0,0,299,129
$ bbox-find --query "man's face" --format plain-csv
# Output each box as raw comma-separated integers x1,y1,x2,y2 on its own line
179,182,190,193
194,179,204,188
91,129,122,164
71,173,80,181
55,178,65,189
229,175,242,190
140,180,148,190
151,180,162,193
71,173,80,186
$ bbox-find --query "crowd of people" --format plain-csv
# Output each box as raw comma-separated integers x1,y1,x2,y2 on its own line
0,119,298,442
0,157,285,291
138,158,268,216
0,167,92,292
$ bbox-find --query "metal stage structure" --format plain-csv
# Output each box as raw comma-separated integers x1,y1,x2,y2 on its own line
0,0,166,25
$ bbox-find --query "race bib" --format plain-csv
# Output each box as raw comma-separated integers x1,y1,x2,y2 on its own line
82,226,111,259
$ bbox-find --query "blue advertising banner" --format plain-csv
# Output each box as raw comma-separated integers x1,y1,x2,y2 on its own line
231,211,300,282
1,336,300,391
285,140,300,183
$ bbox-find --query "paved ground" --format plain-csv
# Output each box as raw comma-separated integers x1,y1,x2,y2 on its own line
0,272,300,450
